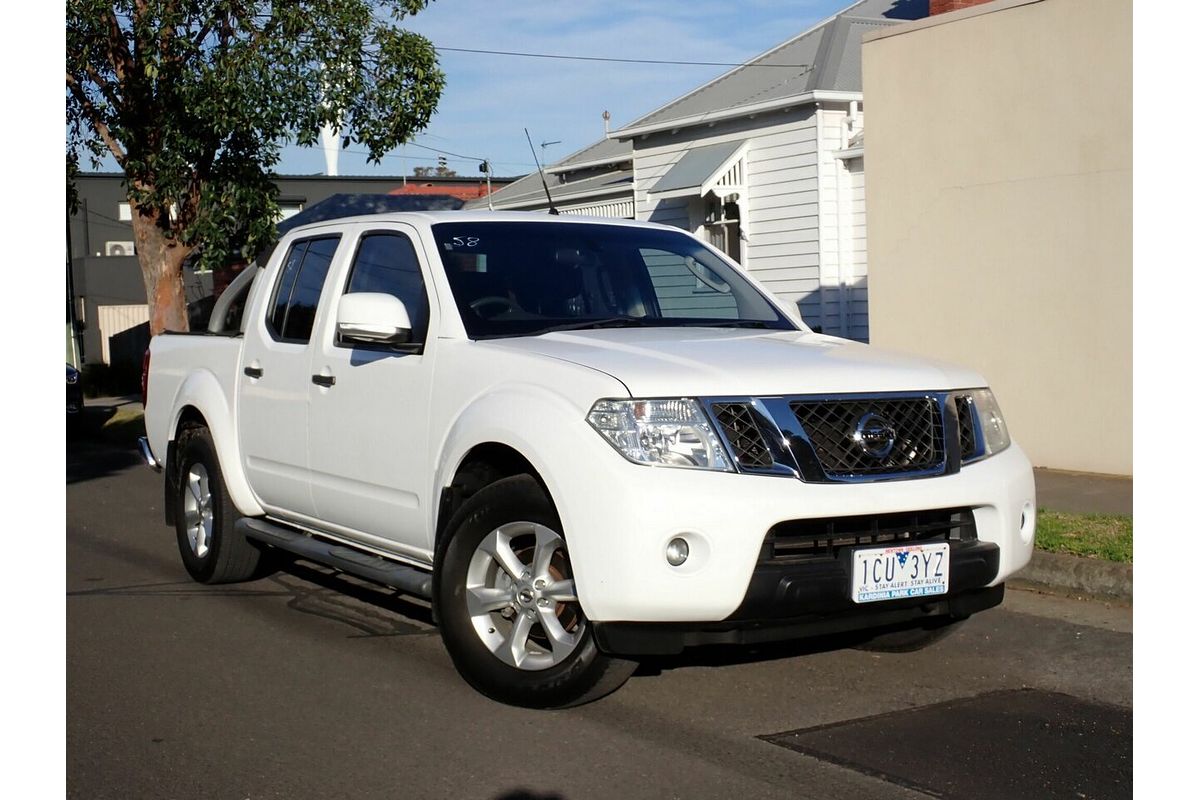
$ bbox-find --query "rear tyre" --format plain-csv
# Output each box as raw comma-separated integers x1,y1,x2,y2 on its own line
852,617,965,653
173,425,262,584
435,474,636,708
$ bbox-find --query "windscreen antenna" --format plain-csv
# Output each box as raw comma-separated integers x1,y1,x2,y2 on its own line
524,127,560,215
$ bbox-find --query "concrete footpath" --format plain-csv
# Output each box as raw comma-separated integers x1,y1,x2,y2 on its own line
78,397,1133,602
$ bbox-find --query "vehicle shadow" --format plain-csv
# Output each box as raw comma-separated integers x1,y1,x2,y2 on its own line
66,438,142,484
261,555,876,668
68,555,437,640
67,405,146,483
268,555,437,635
632,632,870,676
258,555,879,664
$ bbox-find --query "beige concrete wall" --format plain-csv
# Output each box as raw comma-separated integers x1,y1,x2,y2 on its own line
863,0,1131,475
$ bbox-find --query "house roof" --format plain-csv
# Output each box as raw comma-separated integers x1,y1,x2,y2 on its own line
465,166,633,210
466,136,633,210
612,0,926,137
546,137,632,174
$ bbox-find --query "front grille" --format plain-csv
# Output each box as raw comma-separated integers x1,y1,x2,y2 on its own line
711,402,773,468
764,508,977,564
955,395,979,460
789,398,945,478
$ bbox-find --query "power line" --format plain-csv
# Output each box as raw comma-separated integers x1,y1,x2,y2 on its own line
402,140,484,162
340,146,535,171
436,46,809,70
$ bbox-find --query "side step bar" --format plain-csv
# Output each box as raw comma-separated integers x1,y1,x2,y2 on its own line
236,517,433,599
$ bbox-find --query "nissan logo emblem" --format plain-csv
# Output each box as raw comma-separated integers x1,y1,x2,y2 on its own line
853,413,896,459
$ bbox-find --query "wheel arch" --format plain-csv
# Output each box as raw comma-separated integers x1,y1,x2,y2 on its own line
431,386,589,555
435,441,549,548
166,370,263,519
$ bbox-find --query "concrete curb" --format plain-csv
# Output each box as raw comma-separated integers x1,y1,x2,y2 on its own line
1010,549,1132,603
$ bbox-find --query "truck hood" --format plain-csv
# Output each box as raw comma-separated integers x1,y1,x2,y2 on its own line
483,328,987,398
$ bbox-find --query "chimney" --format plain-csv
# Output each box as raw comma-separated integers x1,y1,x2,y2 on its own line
320,122,339,177
930,0,994,14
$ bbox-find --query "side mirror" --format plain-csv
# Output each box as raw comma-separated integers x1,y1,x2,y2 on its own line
336,292,413,347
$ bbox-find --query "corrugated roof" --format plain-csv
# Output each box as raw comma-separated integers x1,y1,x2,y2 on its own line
613,0,926,135
548,137,632,172
651,140,745,194
465,168,633,210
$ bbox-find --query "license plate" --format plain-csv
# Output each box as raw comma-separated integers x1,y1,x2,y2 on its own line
851,542,950,604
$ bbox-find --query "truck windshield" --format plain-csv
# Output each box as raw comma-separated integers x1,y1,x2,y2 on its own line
431,221,795,339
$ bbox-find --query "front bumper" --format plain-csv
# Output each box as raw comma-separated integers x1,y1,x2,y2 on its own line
592,541,1001,656
556,438,1035,624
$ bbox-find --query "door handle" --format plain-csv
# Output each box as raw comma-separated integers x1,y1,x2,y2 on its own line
311,374,336,388
244,366,264,379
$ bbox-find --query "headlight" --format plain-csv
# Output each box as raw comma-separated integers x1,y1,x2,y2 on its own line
587,398,732,471
966,388,1011,456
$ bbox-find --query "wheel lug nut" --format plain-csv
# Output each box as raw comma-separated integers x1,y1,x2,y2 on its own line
525,609,536,619
521,571,531,580
534,579,545,589
537,598,549,607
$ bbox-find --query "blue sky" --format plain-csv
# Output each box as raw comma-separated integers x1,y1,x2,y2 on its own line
280,0,858,178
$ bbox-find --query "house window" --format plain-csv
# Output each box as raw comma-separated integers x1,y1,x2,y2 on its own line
277,202,304,221
117,201,178,221
704,195,741,264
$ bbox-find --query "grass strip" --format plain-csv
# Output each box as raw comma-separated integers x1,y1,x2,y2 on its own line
1035,509,1132,563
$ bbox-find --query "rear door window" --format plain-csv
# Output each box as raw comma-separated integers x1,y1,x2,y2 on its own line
267,236,340,343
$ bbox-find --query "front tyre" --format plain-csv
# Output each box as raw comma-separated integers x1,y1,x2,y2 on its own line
435,475,636,708
173,425,262,584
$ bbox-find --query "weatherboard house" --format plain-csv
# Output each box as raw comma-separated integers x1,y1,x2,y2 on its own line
472,0,928,342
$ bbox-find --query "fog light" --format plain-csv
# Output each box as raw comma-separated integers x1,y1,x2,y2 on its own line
666,537,690,567
1020,500,1036,544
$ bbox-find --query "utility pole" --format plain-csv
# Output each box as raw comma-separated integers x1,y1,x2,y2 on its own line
480,160,494,211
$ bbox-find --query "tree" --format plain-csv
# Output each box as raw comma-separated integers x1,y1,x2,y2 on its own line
412,162,456,178
67,1,445,335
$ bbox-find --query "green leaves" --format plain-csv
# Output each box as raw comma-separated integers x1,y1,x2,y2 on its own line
67,0,446,296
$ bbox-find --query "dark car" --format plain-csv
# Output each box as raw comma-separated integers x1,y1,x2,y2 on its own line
67,363,84,415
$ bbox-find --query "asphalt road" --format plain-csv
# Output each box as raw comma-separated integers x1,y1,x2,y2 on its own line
67,438,1132,800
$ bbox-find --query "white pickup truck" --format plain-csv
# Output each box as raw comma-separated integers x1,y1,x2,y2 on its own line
141,211,1035,708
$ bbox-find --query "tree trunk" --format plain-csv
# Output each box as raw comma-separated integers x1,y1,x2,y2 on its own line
129,202,192,336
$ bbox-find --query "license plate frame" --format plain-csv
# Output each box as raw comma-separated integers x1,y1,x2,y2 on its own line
850,542,950,604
